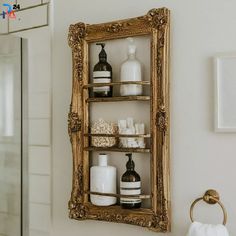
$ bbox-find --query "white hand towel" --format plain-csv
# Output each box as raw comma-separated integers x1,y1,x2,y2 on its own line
187,222,229,236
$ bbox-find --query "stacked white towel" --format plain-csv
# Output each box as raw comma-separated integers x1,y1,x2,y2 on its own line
187,222,229,236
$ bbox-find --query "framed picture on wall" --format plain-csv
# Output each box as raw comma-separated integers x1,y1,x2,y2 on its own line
214,53,236,132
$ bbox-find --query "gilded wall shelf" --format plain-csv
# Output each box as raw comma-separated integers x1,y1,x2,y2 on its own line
68,7,170,232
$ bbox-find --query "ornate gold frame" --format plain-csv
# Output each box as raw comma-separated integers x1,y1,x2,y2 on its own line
67,8,170,232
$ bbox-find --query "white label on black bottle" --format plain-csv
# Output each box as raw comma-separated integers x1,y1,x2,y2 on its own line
93,71,111,77
120,181,141,204
120,182,141,188
93,71,111,92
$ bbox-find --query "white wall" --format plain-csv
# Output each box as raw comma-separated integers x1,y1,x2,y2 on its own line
52,0,236,235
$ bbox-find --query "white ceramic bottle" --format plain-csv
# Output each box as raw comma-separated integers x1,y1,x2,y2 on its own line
90,154,117,206
120,38,142,96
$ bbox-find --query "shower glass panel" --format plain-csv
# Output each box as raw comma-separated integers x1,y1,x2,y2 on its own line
0,36,22,236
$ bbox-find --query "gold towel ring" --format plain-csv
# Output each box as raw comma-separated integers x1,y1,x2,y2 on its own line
190,189,227,225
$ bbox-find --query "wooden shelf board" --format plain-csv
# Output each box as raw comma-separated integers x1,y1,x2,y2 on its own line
87,96,150,103
83,81,151,89
84,133,151,138
87,191,151,199
85,202,153,214
84,147,151,153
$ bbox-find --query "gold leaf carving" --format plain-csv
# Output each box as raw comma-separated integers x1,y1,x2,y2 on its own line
69,164,86,219
75,165,83,197
106,23,123,33
150,214,169,232
86,209,152,228
69,205,170,231
69,201,88,220
68,109,81,141
68,23,86,80
146,8,168,30
156,105,168,132
68,23,86,49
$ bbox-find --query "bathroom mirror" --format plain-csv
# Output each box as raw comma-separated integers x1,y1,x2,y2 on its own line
68,8,170,232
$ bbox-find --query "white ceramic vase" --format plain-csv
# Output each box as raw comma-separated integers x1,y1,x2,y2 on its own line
90,154,117,206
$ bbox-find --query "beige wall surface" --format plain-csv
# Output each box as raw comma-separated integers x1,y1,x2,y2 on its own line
52,0,236,235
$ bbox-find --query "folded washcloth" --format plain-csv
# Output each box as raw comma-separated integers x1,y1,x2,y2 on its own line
187,222,229,236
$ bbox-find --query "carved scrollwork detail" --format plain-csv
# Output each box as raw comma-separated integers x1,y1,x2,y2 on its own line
74,48,83,81
156,105,168,132
157,50,163,77
91,210,151,228
68,110,82,141
68,200,88,220
146,8,168,30
158,29,165,48
123,215,149,228
86,209,169,231
146,9,168,103
69,165,86,219
106,23,123,33
156,28,165,80
75,164,83,197
68,23,86,80
68,23,86,49
149,214,168,232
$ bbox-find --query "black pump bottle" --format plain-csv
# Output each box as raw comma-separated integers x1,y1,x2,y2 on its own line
120,153,141,209
92,43,112,97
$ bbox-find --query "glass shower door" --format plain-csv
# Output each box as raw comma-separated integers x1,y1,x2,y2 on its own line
0,36,22,236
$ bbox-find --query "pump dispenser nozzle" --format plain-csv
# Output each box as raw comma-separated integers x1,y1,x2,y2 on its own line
96,42,105,48
127,37,136,55
96,42,107,61
126,153,135,170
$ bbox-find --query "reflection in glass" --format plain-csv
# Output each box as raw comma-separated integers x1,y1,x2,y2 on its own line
0,37,22,236
0,60,14,137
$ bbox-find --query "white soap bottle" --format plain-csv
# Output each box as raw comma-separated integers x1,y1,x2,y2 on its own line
90,154,117,206
120,38,142,96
